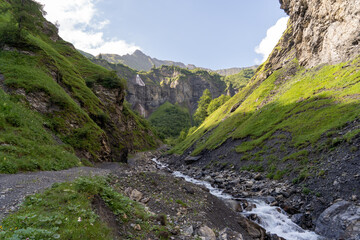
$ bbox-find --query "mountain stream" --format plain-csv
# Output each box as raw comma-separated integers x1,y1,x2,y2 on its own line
152,158,322,240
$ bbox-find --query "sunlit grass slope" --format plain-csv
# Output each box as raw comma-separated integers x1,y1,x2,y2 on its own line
171,57,360,156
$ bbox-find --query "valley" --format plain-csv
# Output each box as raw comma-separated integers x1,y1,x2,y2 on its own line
0,0,359,239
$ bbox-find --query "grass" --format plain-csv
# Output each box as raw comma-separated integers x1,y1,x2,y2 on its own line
223,68,255,90
0,177,169,240
171,57,360,158
0,0,158,172
0,89,80,173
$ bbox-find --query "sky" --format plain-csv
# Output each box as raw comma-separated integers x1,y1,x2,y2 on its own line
37,0,288,70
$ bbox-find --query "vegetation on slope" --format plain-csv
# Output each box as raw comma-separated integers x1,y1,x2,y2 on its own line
171,56,360,165
193,89,212,124
0,89,80,173
0,0,157,173
148,102,191,140
223,68,255,90
0,177,171,240
207,95,231,116
193,90,231,126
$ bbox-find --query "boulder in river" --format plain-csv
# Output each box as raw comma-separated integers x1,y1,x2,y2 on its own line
315,200,360,240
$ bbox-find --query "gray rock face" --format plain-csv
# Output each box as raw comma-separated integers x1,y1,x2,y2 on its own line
315,200,360,240
126,66,228,118
256,0,360,86
279,0,360,68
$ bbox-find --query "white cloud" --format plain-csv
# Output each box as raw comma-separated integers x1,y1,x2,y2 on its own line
37,0,140,56
255,17,289,64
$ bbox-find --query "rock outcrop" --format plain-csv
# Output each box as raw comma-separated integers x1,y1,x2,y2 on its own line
256,0,360,85
127,66,228,118
315,201,360,240
280,0,360,68
91,60,231,118
266,0,360,72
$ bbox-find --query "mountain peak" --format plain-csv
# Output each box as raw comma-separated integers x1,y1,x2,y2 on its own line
133,49,145,56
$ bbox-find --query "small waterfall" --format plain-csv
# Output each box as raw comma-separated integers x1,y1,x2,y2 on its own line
151,158,322,240
244,199,321,240
135,74,145,86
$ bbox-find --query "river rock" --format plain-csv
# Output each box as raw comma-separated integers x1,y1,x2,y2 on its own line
218,227,244,240
184,155,202,164
254,173,263,181
315,200,360,240
198,225,216,240
225,200,243,212
238,217,266,240
291,213,304,225
130,189,143,202
183,225,194,236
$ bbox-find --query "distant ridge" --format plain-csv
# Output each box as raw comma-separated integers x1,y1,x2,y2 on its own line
98,50,187,72
80,49,256,76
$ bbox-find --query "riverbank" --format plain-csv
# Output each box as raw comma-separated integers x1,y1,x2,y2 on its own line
161,149,360,240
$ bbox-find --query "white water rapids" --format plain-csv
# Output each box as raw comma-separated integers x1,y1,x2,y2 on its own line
152,158,322,240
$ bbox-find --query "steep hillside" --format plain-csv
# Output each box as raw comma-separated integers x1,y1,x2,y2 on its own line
171,0,360,220
223,68,256,92
215,66,257,76
0,0,158,173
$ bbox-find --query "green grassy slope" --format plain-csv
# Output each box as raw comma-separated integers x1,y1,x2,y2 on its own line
0,89,80,173
171,57,360,157
223,68,255,90
0,177,171,240
0,0,157,173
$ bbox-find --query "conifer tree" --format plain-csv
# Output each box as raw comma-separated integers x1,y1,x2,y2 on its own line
11,0,45,32
194,89,212,125
0,0,45,46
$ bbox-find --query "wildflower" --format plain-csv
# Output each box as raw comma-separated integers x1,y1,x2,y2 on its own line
77,217,82,222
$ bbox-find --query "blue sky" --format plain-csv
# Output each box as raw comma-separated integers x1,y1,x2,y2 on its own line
38,0,288,69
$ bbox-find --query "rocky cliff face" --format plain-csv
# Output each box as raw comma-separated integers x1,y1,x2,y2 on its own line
91,59,231,118
127,66,228,118
265,0,360,74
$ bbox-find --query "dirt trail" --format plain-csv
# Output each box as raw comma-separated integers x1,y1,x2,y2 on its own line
0,150,269,240
0,166,113,221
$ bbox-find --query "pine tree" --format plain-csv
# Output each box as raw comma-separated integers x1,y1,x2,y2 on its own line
11,0,45,32
194,89,212,125
0,0,45,47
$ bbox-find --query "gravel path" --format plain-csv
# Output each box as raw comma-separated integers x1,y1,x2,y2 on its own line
0,166,115,222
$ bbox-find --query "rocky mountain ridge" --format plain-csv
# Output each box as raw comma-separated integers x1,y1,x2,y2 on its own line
91,49,253,76
91,58,250,119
